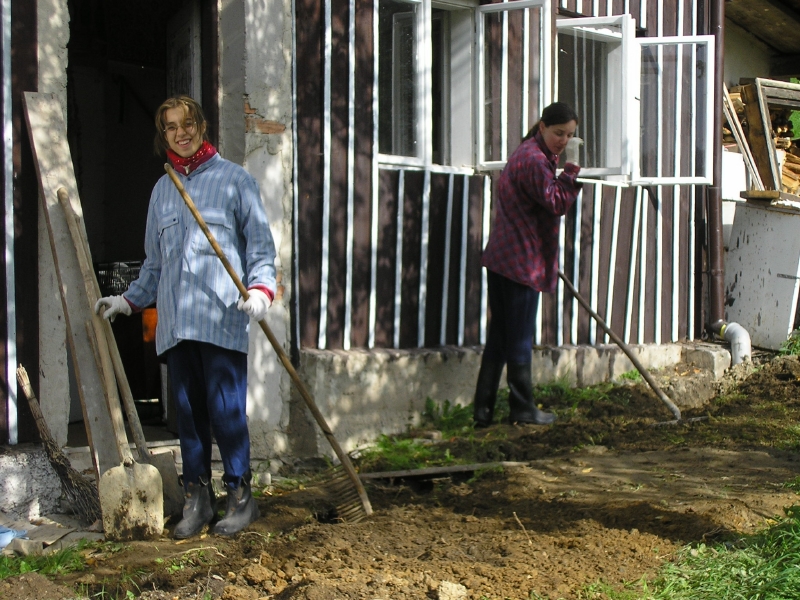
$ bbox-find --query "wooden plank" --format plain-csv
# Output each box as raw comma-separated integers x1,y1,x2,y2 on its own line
723,83,764,190
740,190,800,203
22,92,119,479
358,461,528,480
741,84,779,191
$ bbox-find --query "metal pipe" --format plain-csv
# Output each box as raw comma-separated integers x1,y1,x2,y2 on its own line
709,320,752,365
706,0,726,329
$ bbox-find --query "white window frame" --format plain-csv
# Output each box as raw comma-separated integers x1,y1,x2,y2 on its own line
631,35,716,185
475,0,552,171
555,14,635,179
378,0,430,168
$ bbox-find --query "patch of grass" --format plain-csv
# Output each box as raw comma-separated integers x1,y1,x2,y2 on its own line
619,369,642,381
422,397,473,436
645,504,800,599
779,329,800,356
357,434,456,472
776,425,800,452
0,538,91,580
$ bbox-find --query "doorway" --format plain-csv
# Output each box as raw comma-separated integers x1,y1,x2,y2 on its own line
65,0,213,446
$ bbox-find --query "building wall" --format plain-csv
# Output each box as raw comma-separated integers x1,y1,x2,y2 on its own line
237,0,296,461
37,0,71,447
723,19,771,88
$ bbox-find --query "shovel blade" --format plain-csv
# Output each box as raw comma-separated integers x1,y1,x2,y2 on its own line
99,462,164,541
149,450,184,518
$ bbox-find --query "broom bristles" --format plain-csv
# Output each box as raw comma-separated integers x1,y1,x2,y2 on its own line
17,365,102,525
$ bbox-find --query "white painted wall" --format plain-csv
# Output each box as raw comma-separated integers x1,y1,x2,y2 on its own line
220,0,295,461
723,20,771,89
37,0,71,447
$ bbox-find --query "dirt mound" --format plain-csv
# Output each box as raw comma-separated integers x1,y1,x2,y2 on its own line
7,352,800,599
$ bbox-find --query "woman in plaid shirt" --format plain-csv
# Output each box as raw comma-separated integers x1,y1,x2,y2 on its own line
473,102,582,428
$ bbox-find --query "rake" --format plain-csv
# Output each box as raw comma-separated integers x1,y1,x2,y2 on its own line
164,164,373,521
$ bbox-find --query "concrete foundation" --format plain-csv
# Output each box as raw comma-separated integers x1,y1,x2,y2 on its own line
6,342,731,513
0,444,62,520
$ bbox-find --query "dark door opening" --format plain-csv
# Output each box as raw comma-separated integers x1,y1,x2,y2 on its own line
65,0,209,446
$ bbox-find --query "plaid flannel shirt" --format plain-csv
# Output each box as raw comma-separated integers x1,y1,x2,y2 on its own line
481,132,581,293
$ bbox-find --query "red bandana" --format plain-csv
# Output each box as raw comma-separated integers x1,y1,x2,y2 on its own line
167,140,218,175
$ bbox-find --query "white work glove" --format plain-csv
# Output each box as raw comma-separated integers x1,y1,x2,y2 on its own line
564,136,583,166
94,295,132,322
237,289,271,321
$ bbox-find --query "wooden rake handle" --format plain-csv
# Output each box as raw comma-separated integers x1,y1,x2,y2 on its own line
557,270,682,422
164,164,372,516
57,187,153,464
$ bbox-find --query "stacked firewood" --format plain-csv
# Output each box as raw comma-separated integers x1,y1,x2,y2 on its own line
772,109,800,194
726,83,800,195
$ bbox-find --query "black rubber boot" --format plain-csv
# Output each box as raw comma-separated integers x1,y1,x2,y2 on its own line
507,362,556,425
173,476,215,539
212,473,260,536
473,355,506,428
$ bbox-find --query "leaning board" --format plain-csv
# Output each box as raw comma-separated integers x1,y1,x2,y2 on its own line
23,92,119,479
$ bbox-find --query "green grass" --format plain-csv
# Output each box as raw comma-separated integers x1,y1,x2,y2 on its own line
619,369,642,381
586,504,800,599
0,539,91,580
779,329,800,356
356,434,454,472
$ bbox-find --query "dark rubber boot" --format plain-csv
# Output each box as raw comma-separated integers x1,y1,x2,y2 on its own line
174,477,215,539
507,362,556,425
473,355,505,428
212,473,260,536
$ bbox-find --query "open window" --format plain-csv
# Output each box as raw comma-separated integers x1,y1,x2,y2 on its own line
476,0,551,171
553,15,715,184
555,15,633,178
377,0,478,170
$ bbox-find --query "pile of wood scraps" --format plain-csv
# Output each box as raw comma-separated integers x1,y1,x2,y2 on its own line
782,152,800,195
724,78,800,198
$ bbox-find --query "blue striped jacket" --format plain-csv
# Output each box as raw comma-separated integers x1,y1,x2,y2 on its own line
124,154,277,355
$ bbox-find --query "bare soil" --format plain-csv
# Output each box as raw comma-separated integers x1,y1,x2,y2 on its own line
6,351,800,600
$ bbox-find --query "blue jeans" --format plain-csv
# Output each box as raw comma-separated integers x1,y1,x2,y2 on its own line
166,341,250,488
483,270,540,365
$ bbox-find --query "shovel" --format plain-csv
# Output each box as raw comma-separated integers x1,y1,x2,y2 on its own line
87,318,164,540
57,187,183,518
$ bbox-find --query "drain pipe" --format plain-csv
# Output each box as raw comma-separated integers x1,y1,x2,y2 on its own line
707,0,753,367
711,320,752,365
706,0,726,331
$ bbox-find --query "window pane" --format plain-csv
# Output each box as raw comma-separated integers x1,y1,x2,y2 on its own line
379,0,419,157
557,21,625,172
482,6,544,164
639,42,711,179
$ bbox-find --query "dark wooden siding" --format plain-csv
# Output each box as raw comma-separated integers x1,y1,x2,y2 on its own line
4,0,39,444
296,0,324,348
350,0,375,349
295,0,711,351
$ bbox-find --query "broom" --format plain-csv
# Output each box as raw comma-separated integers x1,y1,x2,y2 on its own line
164,164,373,522
16,365,102,526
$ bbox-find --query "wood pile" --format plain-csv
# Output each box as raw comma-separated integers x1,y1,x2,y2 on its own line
725,79,800,196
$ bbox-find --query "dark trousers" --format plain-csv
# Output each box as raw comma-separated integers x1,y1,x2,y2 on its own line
166,341,250,487
483,270,540,364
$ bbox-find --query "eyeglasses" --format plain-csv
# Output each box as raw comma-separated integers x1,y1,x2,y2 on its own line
163,120,197,136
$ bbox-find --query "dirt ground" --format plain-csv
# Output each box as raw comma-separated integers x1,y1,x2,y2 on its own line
6,350,800,600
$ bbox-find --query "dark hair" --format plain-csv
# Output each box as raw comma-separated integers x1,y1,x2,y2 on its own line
153,96,209,155
522,102,579,141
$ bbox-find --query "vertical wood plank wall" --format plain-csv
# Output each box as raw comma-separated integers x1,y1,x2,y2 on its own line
295,0,710,352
